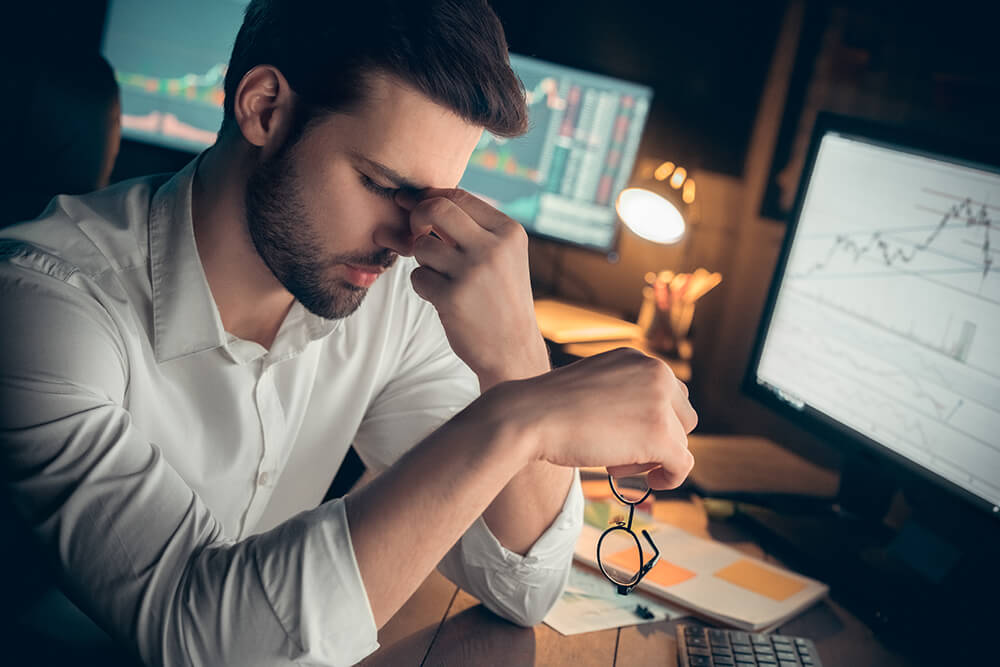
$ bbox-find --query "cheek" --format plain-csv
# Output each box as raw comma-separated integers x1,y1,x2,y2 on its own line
301,185,388,247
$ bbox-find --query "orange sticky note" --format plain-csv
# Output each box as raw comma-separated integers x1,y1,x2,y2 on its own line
605,548,696,588
713,559,807,601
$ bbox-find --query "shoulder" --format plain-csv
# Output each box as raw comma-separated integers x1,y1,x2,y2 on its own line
0,173,171,285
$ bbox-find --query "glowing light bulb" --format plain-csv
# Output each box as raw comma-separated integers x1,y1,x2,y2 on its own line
615,187,686,244
682,178,696,204
669,167,687,189
653,161,675,181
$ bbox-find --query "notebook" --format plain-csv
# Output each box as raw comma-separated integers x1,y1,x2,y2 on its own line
575,497,828,632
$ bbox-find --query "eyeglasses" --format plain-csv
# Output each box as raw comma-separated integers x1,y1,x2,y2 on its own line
596,474,660,595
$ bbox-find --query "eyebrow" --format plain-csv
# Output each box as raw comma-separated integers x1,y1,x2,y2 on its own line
350,151,425,192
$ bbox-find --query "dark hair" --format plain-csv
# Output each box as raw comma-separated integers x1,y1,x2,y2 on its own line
220,0,527,140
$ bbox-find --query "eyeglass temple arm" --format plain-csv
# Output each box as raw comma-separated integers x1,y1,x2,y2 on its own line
614,530,662,595
641,529,660,564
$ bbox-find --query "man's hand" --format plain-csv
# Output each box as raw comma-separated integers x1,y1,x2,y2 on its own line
486,347,698,489
376,188,549,390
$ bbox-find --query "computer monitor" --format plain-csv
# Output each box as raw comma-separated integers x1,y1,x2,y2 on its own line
745,113,1000,521
101,0,245,152
458,54,652,254
101,0,652,255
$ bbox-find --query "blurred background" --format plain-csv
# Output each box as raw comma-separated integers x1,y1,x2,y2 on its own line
2,0,998,470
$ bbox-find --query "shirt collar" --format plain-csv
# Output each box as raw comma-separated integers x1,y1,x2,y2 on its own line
148,153,344,365
149,154,229,363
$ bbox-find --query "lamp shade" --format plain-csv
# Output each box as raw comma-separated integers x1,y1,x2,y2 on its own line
615,187,686,244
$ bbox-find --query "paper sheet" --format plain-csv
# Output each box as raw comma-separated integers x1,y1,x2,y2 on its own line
543,566,686,636
574,501,829,630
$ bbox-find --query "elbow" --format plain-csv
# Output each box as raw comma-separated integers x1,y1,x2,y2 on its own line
489,566,571,628
504,607,549,629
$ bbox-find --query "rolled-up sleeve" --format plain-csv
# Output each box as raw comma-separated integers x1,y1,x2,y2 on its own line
0,255,378,666
352,290,583,627
437,470,583,627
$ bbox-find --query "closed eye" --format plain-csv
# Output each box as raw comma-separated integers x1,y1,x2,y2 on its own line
358,172,397,200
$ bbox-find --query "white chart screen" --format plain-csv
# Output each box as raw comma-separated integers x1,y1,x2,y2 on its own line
755,132,1000,511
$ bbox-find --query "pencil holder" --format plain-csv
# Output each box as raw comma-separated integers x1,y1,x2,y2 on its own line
636,269,721,360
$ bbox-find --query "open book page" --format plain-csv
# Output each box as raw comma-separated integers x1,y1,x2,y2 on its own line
575,498,828,631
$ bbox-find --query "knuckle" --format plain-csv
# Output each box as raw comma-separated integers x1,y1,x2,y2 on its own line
504,221,529,245
481,238,505,264
653,358,676,383
686,408,699,433
418,197,452,221
448,189,475,207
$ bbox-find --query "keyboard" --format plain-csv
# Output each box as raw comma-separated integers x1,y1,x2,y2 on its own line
677,623,822,667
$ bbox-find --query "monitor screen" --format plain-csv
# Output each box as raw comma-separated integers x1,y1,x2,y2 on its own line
747,116,1000,516
102,1,652,253
458,54,652,253
101,0,246,152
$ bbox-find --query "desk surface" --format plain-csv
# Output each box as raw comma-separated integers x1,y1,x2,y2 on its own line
359,493,912,667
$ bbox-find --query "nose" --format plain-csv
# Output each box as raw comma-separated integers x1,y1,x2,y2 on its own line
372,204,417,257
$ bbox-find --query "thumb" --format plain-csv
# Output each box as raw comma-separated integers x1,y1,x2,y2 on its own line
410,264,450,305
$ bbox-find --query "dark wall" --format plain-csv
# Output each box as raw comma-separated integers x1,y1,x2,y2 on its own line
5,0,785,181
492,0,784,176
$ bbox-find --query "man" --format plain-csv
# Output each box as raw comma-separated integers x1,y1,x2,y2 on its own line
0,1,696,665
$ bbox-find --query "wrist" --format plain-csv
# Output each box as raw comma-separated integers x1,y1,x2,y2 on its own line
472,379,549,466
476,335,551,392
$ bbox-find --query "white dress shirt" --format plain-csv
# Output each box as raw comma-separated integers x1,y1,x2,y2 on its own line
0,156,583,667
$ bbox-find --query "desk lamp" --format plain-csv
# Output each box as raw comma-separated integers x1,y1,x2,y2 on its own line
615,158,695,245
615,160,719,359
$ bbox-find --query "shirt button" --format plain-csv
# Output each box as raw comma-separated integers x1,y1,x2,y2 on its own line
257,471,271,487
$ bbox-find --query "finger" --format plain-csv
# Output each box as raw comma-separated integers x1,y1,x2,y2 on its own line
394,188,421,211
677,378,689,399
409,264,451,306
646,450,695,490
412,232,463,277
673,390,699,434
607,462,659,478
418,188,511,232
373,225,417,257
394,191,461,247
407,196,485,249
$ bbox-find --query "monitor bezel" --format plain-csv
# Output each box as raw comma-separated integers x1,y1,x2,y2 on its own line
743,111,1000,521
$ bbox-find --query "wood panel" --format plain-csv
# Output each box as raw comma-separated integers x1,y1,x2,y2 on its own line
422,588,618,666
359,570,458,667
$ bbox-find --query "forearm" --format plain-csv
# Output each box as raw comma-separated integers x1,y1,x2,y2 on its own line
344,396,536,629
482,460,574,555
477,344,572,555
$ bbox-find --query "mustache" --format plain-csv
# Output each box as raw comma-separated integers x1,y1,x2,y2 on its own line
334,249,398,269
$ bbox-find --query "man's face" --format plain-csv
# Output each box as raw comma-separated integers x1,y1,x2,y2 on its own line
245,74,483,319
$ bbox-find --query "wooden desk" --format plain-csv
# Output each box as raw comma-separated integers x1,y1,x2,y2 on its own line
359,493,911,667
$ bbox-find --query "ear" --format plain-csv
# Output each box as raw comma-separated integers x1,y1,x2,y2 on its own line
232,65,297,153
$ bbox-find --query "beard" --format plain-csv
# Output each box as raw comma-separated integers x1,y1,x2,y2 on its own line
244,137,397,320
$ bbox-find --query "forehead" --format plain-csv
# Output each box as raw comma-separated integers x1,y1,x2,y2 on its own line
301,74,483,189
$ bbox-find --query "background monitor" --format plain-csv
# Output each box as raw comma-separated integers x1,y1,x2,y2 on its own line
102,0,652,254
745,113,1000,519
458,54,652,254
101,0,245,152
